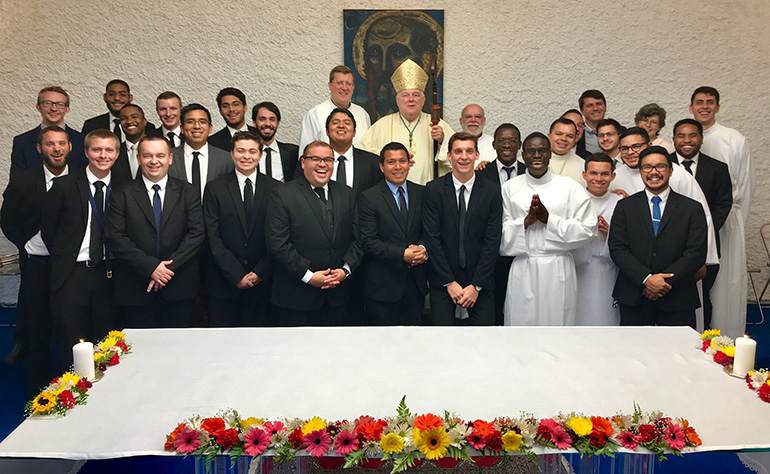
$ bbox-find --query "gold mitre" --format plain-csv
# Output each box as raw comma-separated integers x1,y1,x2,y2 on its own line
391,59,429,94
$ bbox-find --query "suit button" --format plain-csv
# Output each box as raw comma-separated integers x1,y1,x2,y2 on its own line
243,260,248,266
652,252,657,257
243,244,247,248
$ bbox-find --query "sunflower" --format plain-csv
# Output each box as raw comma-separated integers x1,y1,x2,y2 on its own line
414,428,450,460
32,392,57,414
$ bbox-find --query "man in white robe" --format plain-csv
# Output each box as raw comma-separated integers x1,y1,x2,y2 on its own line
298,65,371,154
548,118,586,187
574,154,622,326
459,104,495,163
691,87,756,338
359,59,454,185
500,132,597,326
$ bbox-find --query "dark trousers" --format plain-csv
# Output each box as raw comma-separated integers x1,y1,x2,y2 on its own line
51,262,119,374
493,256,513,326
430,268,495,326
619,302,696,329
702,264,719,329
366,273,424,326
276,300,349,327
19,255,52,395
122,298,195,328
207,286,271,327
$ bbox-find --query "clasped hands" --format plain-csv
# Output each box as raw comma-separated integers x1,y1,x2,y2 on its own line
524,194,549,229
642,273,673,301
403,244,427,266
148,259,174,292
308,268,347,289
447,281,478,308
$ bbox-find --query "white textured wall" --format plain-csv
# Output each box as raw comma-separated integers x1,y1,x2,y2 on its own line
1,0,768,295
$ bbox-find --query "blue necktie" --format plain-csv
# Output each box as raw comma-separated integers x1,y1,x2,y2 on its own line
152,184,162,256
503,166,514,180
652,195,661,235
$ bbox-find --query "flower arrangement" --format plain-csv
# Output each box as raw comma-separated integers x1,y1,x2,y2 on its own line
699,330,769,403
164,398,700,472
24,330,131,417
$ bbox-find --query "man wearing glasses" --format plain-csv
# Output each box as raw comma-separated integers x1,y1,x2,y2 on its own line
499,132,596,326
299,65,372,154
609,147,707,328
266,141,362,326
11,86,86,175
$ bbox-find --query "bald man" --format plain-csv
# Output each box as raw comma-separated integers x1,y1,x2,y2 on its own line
460,104,495,163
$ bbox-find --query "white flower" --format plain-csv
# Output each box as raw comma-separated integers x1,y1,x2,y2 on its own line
447,424,471,448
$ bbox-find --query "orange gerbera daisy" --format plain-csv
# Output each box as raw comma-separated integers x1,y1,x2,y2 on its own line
680,420,702,447
471,420,494,438
414,413,443,431
591,416,613,437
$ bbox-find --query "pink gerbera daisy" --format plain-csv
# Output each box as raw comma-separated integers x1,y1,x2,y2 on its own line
663,423,686,450
618,430,641,450
304,429,332,457
244,427,270,456
264,421,286,437
467,430,487,450
333,429,360,455
550,426,573,450
173,427,202,454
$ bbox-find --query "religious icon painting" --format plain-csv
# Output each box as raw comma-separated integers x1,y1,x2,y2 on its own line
344,9,444,122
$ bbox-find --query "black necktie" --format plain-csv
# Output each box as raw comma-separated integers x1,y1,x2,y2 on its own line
112,118,121,139
167,131,176,148
152,184,162,257
244,178,254,220
458,185,467,268
264,147,273,178
683,160,694,175
314,186,326,203
398,186,408,223
337,155,347,187
89,181,105,263
191,151,202,198
503,166,514,180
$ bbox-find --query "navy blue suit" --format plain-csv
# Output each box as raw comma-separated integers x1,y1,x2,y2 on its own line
10,125,87,176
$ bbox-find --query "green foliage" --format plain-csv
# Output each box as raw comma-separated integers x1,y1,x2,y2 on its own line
396,396,411,423
343,448,368,468
447,445,473,462
391,451,420,474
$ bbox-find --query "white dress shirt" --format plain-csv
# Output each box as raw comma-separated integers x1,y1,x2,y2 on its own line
24,165,69,256
332,147,355,188
76,168,112,262
183,143,209,200
259,140,285,182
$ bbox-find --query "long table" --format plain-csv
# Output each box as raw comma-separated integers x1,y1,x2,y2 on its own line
0,326,768,460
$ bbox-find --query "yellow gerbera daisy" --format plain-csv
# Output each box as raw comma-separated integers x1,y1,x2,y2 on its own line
414,428,449,460
241,417,264,429
301,416,327,436
108,330,126,340
59,372,81,387
380,432,405,454
567,417,593,437
99,337,118,352
32,392,57,413
502,431,523,452
720,346,736,357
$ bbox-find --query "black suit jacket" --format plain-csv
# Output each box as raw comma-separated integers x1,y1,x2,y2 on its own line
609,190,707,312
422,174,502,290
10,126,87,176
111,142,141,187
208,125,259,151
575,134,590,159
203,171,280,299
82,112,156,137
41,169,105,291
105,176,205,305
293,147,382,195
476,159,526,187
1,167,47,252
147,127,185,149
670,152,732,244
273,141,300,182
266,177,362,310
358,180,428,301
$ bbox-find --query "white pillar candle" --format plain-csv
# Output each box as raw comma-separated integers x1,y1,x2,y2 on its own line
72,340,96,380
733,335,757,377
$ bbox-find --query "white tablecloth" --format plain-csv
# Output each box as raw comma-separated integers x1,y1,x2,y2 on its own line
0,326,768,459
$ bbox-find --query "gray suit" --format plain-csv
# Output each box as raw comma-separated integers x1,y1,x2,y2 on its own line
168,144,234,191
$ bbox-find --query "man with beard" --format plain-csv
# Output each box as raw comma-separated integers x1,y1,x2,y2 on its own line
671,118,732,329
111,104,148,185
574,153,622,326
11,86,86,175
252,101,299,182
547,117,586,187
690,86,755,338
209,88,257,151
1,126,70,390
359,59,454,185
596,118,624,164
299,65,371,153
81,79,155,141
459,104,495,163
609,147,707,328
499,132,596,326
42,129,121,372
